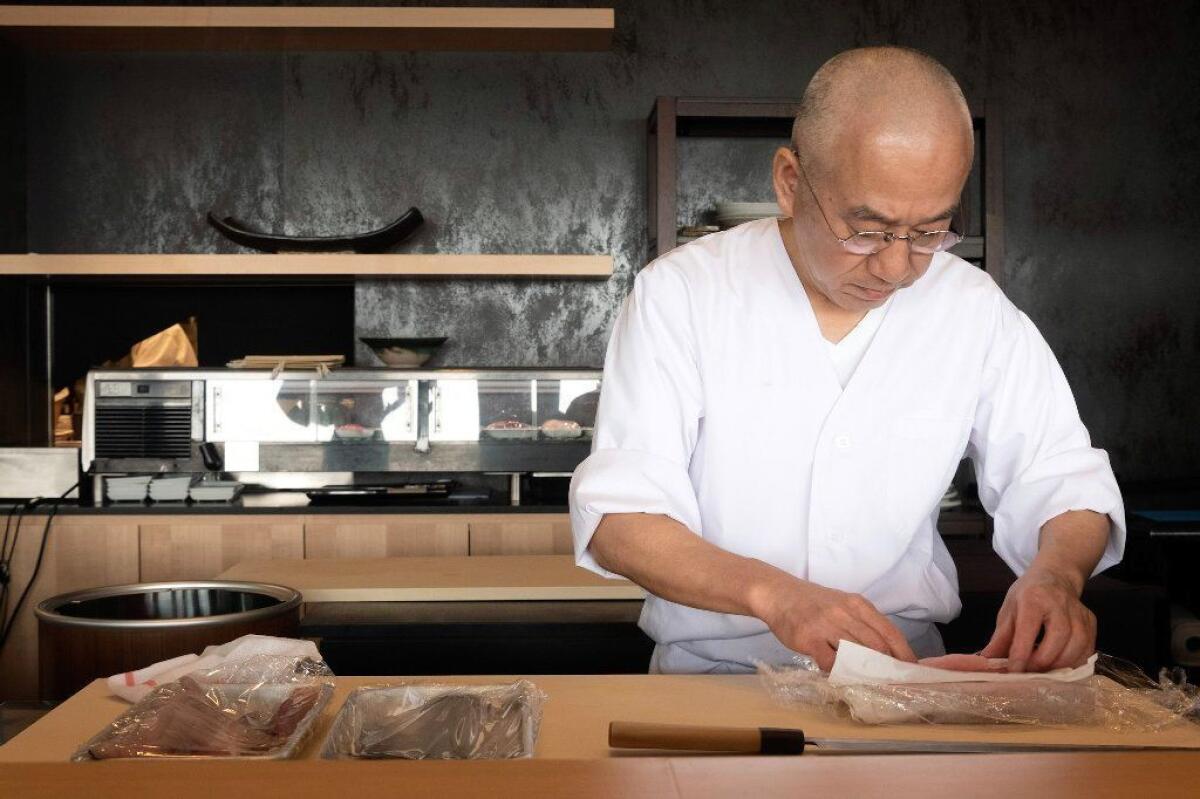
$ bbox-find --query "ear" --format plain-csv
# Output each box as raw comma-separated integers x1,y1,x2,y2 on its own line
772,146,800,218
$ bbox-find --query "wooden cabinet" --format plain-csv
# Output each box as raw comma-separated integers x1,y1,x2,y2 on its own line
139,518,304,582
0,516,140,701
0,510,563,699
469,514,573,555
304,516,469,559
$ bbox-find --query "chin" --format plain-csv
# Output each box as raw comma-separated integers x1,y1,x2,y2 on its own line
836,292,881,311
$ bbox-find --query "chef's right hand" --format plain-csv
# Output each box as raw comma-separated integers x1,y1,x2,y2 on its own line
750,576,917,672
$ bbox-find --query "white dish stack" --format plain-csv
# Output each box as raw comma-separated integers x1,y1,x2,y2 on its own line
105,475,153,503
188,480,244,503
715,201,784,230
147,475,195,503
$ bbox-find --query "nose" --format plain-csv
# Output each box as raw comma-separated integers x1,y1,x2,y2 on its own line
866,239,912,285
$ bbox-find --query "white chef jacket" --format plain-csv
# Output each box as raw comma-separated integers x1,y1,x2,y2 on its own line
827,294,891,387
569,217,1126,674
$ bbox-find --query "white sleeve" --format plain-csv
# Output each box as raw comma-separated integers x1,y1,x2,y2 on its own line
568,263,704,578
967,297,1126,578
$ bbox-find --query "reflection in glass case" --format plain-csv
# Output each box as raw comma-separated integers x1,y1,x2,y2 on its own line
83,369,603,505
204,372,600,447
200,369,603,473
83,368,602,484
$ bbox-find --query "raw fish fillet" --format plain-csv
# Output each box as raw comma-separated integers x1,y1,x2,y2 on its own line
86,677,322,759
919,653,1009,672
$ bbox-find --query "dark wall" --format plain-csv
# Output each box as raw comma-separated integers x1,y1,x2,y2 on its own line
49,282,355,387
0,42,41,445
985,3,1199,480
0,42,22,252
7,0,1198,480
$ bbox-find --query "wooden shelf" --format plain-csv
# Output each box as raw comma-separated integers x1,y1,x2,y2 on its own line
0,5,615,51
671,97,799,138
646,95,1002,267
218,555,645,602
0,253,613,278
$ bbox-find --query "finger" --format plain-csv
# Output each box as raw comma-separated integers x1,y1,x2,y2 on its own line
840,595,916,661
1006,601,1046,673
1051,620,1089,670
812,641,838,673
980,606,1015,659
857,606,917,662
1028,606,1072,671
1056,609,1097,669
839,614,894,657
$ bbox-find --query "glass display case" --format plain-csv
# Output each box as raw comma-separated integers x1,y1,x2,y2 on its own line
84,368,602,480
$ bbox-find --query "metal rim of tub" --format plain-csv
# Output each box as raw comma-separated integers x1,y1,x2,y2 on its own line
34,581,302,630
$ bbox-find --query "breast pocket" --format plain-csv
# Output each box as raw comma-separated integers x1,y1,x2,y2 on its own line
884,416,970,530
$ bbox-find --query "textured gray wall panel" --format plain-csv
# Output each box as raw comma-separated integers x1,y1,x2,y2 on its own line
15,0,1199,479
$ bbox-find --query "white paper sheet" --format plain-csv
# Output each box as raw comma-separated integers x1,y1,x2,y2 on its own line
828,640,1097,686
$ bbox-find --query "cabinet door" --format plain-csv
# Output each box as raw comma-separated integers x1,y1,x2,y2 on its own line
469,514,573,555
304,516,469,558
0,516,140,702
139,517,305,582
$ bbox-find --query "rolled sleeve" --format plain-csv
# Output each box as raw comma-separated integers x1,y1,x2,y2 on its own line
968,300,1126,577
570,448,703,577
568,262,705,578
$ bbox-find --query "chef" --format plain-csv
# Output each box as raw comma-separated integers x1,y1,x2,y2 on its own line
569,46,1126,674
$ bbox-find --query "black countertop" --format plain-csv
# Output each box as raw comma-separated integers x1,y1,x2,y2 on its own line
0,492,569,515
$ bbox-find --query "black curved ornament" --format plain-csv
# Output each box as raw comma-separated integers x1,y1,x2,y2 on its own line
206,207,424,253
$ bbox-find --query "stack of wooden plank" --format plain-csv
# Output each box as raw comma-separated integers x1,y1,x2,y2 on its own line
226,355,345,377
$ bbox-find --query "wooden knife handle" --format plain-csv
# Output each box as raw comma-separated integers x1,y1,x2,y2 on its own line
608,721,806,755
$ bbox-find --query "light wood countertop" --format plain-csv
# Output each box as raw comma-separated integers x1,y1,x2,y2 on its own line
6,673,1200,765
4,674,1200,797
1,753,1199,799
217,554,646,602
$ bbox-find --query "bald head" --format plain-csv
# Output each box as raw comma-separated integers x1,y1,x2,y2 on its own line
792,47,973,179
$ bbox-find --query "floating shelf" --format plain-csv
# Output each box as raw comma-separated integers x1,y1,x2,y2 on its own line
0,5,615,51
0,253,613,278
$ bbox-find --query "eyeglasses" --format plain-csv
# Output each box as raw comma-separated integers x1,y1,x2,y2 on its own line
792,147,962,256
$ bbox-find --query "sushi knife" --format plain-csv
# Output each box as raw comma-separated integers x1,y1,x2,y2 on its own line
607,721,1194,755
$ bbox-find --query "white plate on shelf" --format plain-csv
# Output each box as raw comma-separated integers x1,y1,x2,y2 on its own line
148,476,195,502
333,426,377,440
716,201,782,217
716,201,784,230
483,427,538,440
189,481,245,502
106,475,152,502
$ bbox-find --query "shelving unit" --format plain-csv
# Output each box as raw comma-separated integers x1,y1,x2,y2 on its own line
646,97,797,259
0,253,613,278
0,6,618,445
1,6,616,280
0,5,615,52
646,96,1003,286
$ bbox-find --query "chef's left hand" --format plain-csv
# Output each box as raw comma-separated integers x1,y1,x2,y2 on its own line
979,564,1096,673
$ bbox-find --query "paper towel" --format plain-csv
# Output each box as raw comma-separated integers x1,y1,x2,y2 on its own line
828,640,1097,686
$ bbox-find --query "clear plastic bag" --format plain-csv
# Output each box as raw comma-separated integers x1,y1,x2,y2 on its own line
76,651,336,760
72,676,334,760
321,680,546,760
758,653,1199,730
191,653,334,686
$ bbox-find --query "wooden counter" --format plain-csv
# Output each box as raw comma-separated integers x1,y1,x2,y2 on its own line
6,674,1200,763
2,675,1200,797
0,512,576,700
218,555,645,602
2,753,1199,799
